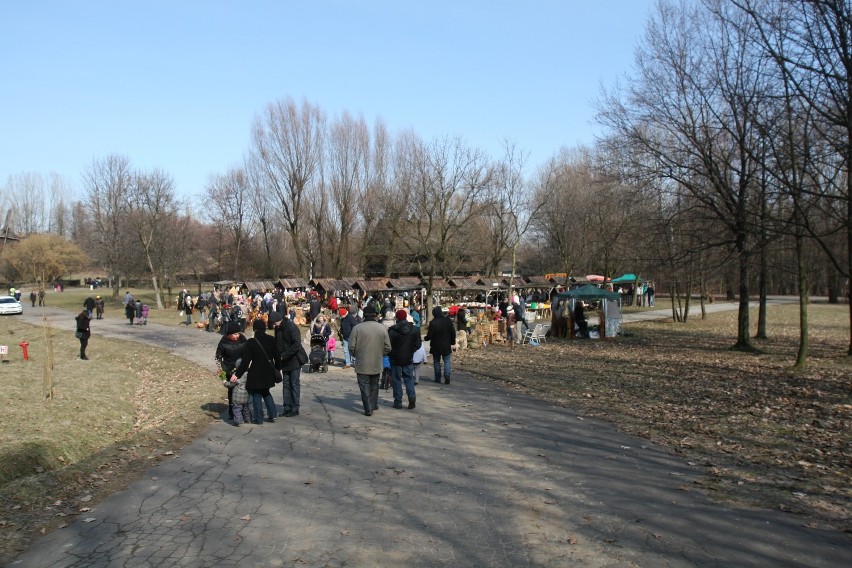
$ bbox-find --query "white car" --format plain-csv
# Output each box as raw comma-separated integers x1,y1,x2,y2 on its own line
0,295,23,315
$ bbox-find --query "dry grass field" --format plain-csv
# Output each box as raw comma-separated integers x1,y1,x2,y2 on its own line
0,310,222,563
457,303,851,532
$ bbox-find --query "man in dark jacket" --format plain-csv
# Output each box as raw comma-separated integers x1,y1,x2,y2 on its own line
309,294,321,322
270,310,308,417
388,309,422,409
425,306,456,384
339,308,356,369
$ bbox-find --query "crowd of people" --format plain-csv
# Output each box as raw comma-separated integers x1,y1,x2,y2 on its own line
65,280,632,419
207,289,458,422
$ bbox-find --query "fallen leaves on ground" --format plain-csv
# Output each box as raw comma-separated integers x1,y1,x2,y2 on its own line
457,305,851,531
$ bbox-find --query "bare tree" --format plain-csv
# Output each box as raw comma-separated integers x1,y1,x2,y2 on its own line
529,147,596,284
326,111,370,277
733,0,852,355
489,141,544,306
358,122,401,276
251,97,325,278
82,155,134,297
4,172,47,235
204,166,255,279
47,173,74,237
125,169,182,309
598,0,769,351
396,135,493,323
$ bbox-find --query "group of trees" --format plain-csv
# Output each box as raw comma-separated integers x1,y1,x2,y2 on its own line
596,0,850,359
1,0,848,358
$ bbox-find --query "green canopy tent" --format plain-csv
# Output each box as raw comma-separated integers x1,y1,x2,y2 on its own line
611,273,640,284
557,284,621,301
555,285,623,338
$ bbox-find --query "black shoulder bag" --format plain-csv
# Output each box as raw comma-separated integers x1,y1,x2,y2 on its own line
254,338,283,383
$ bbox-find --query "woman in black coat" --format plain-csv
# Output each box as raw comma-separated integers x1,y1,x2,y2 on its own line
75,309,91,360
233,318,281,424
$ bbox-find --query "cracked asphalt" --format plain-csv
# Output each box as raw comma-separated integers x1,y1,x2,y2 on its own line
8,305,848,567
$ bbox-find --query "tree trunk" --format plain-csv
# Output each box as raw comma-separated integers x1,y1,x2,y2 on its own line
733,243,755,351
143,250,163,309
755,241,767,339
794,232,809,369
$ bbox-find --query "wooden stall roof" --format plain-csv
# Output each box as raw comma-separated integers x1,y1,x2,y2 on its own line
448,276,483,290
352,279,389,292
525,275,556,287
277,277,309,289
476,277,505,288
310,278,354,291
425,277,451,290
390,276,422,287
503,276,527,288
243,280,277,292
388,277,424,291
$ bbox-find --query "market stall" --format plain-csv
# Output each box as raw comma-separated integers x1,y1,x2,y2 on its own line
557,285,623,339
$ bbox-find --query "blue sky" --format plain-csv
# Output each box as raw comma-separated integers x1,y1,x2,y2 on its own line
1,1,656,199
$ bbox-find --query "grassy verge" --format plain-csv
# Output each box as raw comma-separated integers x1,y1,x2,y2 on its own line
0,314,222,564
457,303,851,531
28,286,205,327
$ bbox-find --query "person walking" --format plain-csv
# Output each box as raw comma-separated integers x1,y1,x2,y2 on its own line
94,295,105,319
75,309,91,360
29,290,36,307
83,296,96,318
388,309,421,409
425,306,456,384
339,308,356,369
216,321,247,421
125,301,136,325
270,310,308,418
183,295,194,326
348,304,391,416
232,319,280,424
512,299,529,343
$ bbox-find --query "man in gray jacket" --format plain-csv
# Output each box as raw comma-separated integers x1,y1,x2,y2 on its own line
349,304,391,416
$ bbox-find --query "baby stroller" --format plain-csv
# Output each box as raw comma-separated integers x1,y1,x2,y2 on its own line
308,334,328,373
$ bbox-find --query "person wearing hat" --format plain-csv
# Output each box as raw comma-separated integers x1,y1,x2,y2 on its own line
338,308,356,368
232,318,281,424
388,309,421,409
216,321,247,420
348,303,391,416
269,309,308,417
94,295,105,319
425,306,456,384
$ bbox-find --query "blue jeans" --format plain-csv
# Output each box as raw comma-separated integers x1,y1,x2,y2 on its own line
250,389,276,422
342,339,351,366
281,367,301,414
433,353,451,382
391,364,415,405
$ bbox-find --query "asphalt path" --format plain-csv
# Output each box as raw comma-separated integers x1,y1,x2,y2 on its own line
8,303,848,567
